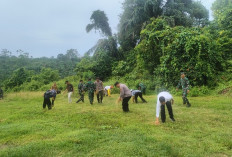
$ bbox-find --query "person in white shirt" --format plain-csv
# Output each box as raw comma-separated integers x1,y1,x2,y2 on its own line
155,91,175,125
104,85,113,96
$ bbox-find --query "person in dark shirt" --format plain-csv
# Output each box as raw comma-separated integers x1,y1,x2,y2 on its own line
43,89,56,110
64,81,74,103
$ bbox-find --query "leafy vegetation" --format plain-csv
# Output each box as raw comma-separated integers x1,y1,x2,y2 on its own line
0,0,231,94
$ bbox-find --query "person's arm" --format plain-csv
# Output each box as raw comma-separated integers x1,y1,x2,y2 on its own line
171,99,174,105
155,99,161,125
132,96,135,103
71,84,74,93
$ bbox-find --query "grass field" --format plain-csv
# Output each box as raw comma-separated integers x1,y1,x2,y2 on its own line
0,92,231,157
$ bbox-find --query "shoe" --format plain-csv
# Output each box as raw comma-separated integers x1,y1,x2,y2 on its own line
187,104,191,107
170,118,175,122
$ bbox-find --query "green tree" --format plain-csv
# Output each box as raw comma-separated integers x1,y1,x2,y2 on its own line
86,10,112,37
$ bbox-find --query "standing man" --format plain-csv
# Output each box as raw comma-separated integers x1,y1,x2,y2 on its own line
76,80,85,103
85,78,96,105
114,82,132,112
94,77,104,103
138,82,146,95
176,72,191,107
131,90,147,103
155,91,175,125
64,81,74,103
0,87,3,99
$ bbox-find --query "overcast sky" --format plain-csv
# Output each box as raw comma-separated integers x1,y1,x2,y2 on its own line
0,0,215,58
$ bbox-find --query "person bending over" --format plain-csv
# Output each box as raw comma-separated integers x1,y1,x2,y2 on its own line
115,82,132,112
131,90,147,103
155,91,175,125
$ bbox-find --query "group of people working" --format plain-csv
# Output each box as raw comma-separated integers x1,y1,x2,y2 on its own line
42,72,191,125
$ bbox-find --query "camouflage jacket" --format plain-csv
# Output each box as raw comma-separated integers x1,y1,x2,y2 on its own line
85,81,96,93
78,83,85,93
177,77,190,90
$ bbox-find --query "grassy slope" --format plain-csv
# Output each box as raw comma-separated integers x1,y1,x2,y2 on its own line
0,92,231,157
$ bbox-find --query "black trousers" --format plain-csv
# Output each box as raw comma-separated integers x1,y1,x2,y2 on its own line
97,90,104,103
43,98,52,110
161,101,174,123
135,92,147,103
122,96,131,112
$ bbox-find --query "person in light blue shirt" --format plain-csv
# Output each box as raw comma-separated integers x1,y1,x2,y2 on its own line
131,90,147,103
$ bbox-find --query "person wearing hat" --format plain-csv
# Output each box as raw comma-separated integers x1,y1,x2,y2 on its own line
85,78,96,105
76,80,85,103
64,81,74,103
114,82,132,112
155,91,175,125
176,72,191,107
94,77,104,103
131,89,147,103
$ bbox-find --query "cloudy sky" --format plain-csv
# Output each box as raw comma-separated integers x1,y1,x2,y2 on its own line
0,0,215,58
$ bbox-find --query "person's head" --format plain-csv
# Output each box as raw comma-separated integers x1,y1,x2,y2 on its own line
96,77,100,82
88,78,91,81
181,72,185,78
114,82,120,88
80,80,83,83
159,96,166,105
110,85,114,89
53,82,57,86
65,81,69,84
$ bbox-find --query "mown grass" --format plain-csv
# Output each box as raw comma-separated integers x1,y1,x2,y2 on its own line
0,92,231,157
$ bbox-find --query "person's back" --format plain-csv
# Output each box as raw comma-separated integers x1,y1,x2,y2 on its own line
86,81,95,93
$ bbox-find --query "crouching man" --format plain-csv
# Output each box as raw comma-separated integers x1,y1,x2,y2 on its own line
43,89,56,110
155,91,175,125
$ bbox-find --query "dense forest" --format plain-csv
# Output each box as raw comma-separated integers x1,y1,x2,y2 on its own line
0,0,231,93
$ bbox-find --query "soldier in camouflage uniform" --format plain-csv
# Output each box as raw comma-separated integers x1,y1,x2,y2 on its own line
138,82,146,95
85,78,96,105
76,80,85,103
176,72,191,107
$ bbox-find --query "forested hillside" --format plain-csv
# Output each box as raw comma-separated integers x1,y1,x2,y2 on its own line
0,0,231,93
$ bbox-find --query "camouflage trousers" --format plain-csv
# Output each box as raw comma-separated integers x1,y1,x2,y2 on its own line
88,92,94,104
182,88,190,106
76,92,84,103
